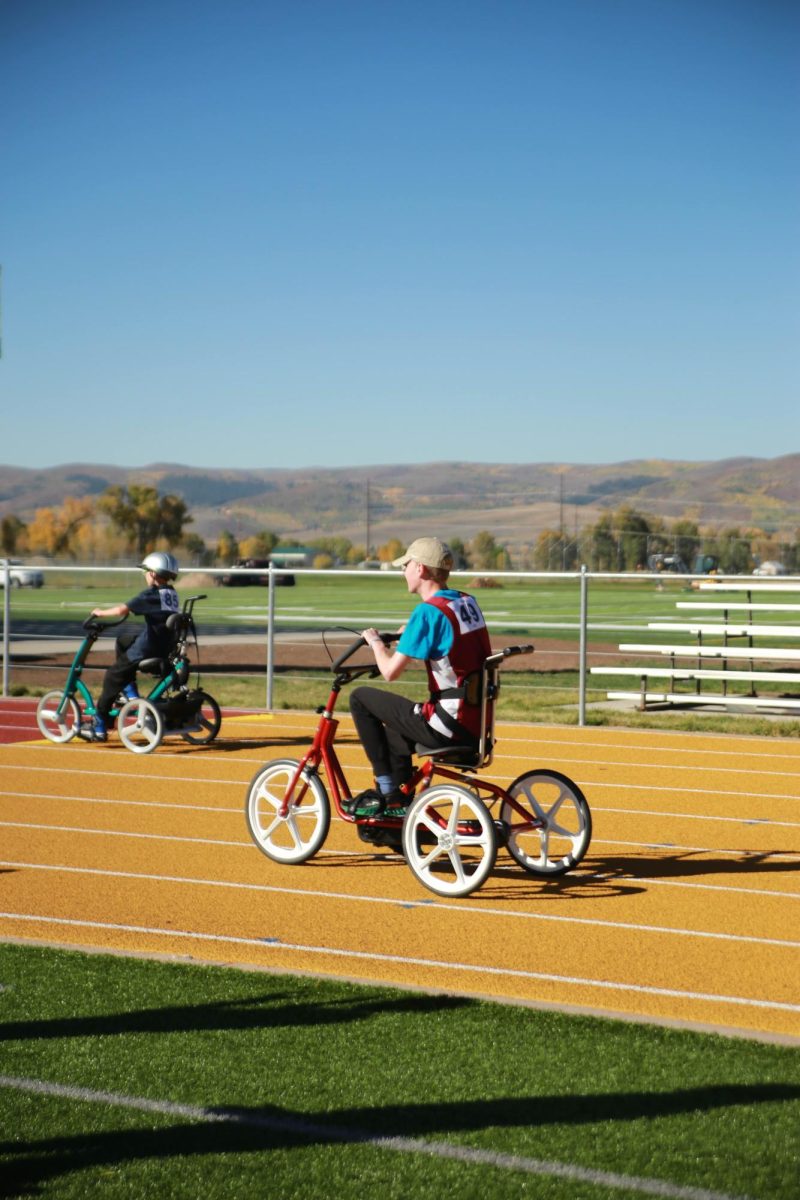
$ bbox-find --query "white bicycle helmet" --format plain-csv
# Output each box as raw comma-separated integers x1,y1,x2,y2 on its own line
140,551,179,580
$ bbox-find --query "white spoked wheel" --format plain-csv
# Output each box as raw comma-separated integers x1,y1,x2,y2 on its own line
180,692,222,744
402,783,497,898
246,758,330,864
500,769,592,877
36,691,81,743
117,697,164,755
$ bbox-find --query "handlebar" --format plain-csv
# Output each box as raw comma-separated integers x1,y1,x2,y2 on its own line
331,631,401,673
82,615,128,632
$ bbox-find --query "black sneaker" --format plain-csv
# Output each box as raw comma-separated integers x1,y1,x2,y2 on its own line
347,789,386,818
383,789,411,818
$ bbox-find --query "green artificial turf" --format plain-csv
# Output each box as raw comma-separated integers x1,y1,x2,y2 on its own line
1,944,798,1198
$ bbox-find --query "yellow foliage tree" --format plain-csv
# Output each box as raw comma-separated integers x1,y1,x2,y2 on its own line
27,497,94,558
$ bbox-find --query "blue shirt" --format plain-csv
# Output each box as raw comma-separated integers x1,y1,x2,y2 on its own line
396,589,461,661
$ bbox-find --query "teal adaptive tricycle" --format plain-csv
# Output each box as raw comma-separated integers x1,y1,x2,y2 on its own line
36,594,221,755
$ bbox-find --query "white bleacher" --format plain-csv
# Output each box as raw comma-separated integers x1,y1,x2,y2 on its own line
591,580,800,714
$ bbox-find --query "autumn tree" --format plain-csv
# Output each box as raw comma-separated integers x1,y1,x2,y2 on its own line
239,530,279,559
1,514,27,555
27,496,94,558
377,538,404,564
97,485,191,556
216,531,239,564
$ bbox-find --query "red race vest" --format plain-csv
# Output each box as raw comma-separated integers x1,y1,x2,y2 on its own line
420,592,492,739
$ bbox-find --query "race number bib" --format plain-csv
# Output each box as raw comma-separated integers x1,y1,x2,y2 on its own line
448,596,485,635
159,588,180,613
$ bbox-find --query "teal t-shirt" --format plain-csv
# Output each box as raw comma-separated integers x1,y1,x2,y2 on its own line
396,589,461,660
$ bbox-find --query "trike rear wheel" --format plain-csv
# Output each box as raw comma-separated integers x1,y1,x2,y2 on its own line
36,692,81,743
402,784,497,897
180,692,221,744
246,758,330,864
500,769,591,877
117,698,164,754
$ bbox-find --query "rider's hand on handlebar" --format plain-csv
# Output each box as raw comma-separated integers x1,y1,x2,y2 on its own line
361,627,383,650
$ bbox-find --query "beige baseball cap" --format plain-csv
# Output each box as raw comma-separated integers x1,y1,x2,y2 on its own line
392,536,454,570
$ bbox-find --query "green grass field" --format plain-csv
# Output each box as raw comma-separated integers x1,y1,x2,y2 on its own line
2,943,798,1199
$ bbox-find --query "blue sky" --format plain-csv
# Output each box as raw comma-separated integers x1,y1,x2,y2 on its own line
2,0,798,470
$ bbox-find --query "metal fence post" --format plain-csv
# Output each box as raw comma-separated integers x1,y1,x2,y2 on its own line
1,560,9,698
578,564,588,727
266,564,276,710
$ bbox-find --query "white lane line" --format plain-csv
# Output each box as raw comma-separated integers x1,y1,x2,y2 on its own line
596,804,800,830
1,911,798,1016
0,820,245,848
0,1075,751,1200
2,859,798,949
2,821,798,899
5,787,800,831
3,764,800,806
0,790,238,814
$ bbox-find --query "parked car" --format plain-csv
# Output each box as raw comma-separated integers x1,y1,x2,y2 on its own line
0,559,44,588
218,558,295,586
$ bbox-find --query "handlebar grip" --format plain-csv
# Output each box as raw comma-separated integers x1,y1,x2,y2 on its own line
503,644,534,657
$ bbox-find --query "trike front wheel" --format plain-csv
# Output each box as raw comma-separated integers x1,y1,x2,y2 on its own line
500,769,591,877
246,758,330,864
117,698,164,754
402,783,497,897
36,691,81,743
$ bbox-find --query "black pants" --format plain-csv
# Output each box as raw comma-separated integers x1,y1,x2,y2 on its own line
349,686,467,788
97,631,141,722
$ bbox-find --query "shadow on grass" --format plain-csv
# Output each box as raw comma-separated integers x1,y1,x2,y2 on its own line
2,1081,798,1196
0,990,475,1045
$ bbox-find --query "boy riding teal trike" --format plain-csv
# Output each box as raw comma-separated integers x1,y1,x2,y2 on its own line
36,594,221,754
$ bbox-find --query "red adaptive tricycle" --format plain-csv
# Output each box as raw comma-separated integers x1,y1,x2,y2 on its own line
245,632,592,897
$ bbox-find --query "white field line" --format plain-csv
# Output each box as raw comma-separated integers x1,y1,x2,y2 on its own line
2,858,798,950
0,1075,752,1200
1,911,798,1017
1,818,799,899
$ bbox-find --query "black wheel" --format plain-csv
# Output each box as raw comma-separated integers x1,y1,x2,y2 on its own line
181,692,222,744
500,769,591,877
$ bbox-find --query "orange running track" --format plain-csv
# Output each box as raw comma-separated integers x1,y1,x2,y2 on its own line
0,699,798,1044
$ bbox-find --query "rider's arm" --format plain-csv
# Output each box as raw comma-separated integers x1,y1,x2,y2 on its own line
362,628,410,682
91,603,130,619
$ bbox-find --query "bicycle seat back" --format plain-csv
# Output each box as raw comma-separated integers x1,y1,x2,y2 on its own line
414,645,533,772
415,651,507,771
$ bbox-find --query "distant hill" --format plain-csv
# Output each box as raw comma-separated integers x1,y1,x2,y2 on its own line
1,455,798,553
